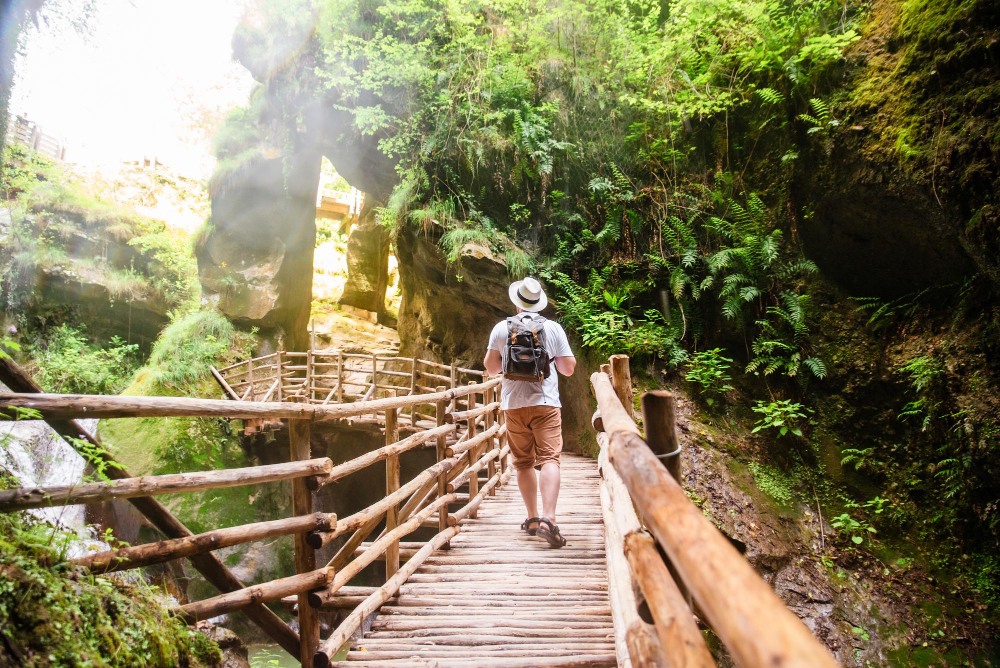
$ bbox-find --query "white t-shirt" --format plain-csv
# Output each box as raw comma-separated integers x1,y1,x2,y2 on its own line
488,317,574,410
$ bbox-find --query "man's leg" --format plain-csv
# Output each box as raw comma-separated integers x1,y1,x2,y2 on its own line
504,407,540,524
517,467,539,519
533,407,564,525
539,461,560,524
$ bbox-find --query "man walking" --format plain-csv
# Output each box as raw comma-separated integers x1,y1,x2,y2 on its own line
483,277,576,548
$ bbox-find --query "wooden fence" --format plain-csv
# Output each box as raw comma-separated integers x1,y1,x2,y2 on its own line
212,350,484,431
592,354,838,668
0,357,507,667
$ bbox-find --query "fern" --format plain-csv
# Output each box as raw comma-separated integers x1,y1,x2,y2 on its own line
756,87,785,105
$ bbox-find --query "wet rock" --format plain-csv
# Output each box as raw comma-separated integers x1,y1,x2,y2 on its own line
195,623,250,668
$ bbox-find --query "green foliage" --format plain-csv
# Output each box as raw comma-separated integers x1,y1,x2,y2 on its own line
0,513,221,668
547,268,686,364
29,325,139,394
830,510,877,546
684,349,735,406
1,145,199,314
748,461,795,505
751,399,812,437
140,311,252,392
747,292,826,380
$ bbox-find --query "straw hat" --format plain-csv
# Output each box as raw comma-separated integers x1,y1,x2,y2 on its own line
508,277,548,312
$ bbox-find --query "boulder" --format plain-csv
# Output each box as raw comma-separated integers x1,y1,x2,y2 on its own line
198,152,320,351
340,201,391,318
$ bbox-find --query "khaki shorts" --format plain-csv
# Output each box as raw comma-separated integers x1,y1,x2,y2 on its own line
504,406,563,471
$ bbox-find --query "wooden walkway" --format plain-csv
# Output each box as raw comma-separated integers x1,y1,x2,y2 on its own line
344,454,617,667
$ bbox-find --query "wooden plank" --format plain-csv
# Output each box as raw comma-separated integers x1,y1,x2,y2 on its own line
313,526,461,667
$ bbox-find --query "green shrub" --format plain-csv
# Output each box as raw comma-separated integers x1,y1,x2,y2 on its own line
684,348,734,405
751,399,812,438
30,325,139,394
0,513,221,668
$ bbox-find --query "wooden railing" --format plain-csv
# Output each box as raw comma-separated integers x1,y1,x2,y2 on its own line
214,351,483,405
0,358,509,667
591,354,839,668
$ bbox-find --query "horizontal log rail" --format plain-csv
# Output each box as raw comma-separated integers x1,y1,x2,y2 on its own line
591,363,838,668
444,401,500,424
0,458,333,511
75,511,337,573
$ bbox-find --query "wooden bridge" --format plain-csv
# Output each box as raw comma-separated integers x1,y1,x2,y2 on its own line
0,352,839,668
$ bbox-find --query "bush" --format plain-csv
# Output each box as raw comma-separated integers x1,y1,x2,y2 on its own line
30,325,139,394
684,348,734,405
751,399,812,438
0,513,221,668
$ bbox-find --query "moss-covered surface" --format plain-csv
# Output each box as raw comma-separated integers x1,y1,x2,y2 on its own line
0,515,221,668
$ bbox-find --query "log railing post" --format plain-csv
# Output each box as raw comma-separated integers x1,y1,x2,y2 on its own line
248,358,255,401
306,348,314,404
610,354,634,419
484,384,497,495
289,418,319,663
641,391,682,484
371,353,379,418
435,386,450,548
465,382,479,518
384,390,400,579
336,350,344,404
408,356,418,423
275,351,283,403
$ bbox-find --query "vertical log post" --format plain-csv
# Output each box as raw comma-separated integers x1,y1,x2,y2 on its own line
610,354,634,419
248,358,255,400
371,353,379,419
384,390,400,578
450,361,457,391
275,351,283,403
309,318,316,402
289,418,318,663
466,382,480,518
641,391,682,485
409,356,418,423
485,384,497,495
336,350,344,404
306,349,314,404
435,386,450,548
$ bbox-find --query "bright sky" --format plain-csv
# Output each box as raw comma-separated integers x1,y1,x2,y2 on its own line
10,0,253,179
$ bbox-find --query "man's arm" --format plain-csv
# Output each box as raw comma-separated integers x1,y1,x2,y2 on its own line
484,349,503,376
553,356,576,376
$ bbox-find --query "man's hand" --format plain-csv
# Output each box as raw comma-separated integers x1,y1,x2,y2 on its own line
484,349,503,376
553,356,576,376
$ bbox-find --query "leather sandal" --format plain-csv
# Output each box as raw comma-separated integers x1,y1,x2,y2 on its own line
520,517,541,535
536,517,567,548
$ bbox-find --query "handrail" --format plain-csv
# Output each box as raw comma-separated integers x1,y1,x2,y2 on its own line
0,458,333,511
0,355,510,666
590,363,839,668
0,377,500,423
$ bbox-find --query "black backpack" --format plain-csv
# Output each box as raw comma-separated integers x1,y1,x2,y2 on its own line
502,313,552,382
